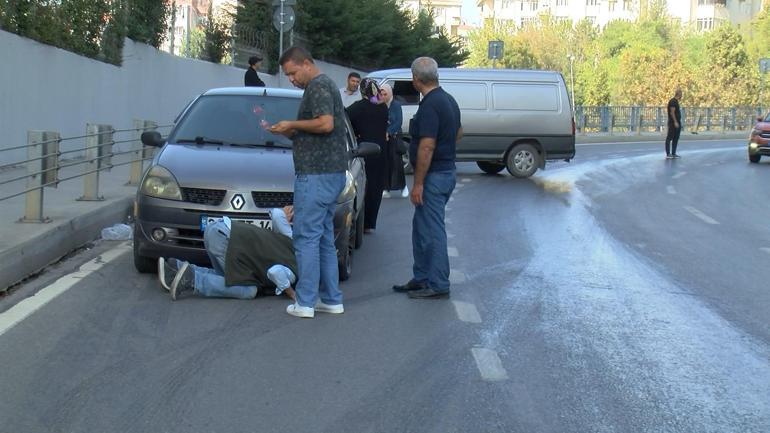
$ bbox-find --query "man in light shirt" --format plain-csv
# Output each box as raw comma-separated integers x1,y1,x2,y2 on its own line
339,72,361,107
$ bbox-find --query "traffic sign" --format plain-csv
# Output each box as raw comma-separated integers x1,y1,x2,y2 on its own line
272,6,295,33
488,40,504,60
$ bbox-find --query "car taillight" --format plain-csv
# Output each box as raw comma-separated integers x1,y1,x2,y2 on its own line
572,117,576,136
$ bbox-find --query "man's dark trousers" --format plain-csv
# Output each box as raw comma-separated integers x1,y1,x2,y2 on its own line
666,125,682,156
412,170,456,293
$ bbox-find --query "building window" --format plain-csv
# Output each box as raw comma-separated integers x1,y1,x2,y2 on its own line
556,0,568,5
520,0,538,11
608,0,616,12
586,15,596,23
623,0,632,10
697,18,715,30
586,0,598,6
501,0,514,8
521,16,536,26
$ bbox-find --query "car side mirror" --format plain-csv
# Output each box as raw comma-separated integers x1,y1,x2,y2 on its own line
350,141,380,158
141,131,165,147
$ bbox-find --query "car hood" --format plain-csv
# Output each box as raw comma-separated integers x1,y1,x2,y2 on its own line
157,143,295,191
755,121,770,131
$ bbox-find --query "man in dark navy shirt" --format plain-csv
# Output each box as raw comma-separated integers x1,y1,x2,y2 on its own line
665,88,682,158
392,57,462,299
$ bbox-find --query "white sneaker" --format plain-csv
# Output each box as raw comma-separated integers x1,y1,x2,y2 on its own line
401,186,409,198
382,191,391,198
315,301,344,314
286,303,314,318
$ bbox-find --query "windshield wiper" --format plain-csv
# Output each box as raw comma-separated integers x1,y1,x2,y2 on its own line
176,136,225,145
230,141,292,149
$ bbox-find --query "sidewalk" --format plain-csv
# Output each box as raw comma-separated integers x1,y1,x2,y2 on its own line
0,131,749,291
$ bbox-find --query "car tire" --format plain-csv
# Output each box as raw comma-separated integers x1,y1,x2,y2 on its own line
133,232,156,274
749,154,761,163
338,225,353,281
476,161,505,174
354,204,365,250
506,143,540,178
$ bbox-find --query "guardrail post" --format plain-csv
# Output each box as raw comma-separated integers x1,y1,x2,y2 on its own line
19,131,59,223
609,114,615,136
78,123,111,201
637,114,643,136
127,119,146,186
706,108,712,131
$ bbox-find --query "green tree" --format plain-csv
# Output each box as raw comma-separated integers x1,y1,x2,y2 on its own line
125,0,170,48
699,24,757,107
202,3,229,63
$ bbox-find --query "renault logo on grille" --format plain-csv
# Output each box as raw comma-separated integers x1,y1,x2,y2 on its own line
230,194,245,210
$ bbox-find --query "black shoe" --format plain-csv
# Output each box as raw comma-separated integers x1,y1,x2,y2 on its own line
170,262,194,300
407,287,450,299
392,280,427,293
158,258,181,292
672,154,681,159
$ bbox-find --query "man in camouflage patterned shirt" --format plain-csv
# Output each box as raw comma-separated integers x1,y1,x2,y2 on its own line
270,47,349,319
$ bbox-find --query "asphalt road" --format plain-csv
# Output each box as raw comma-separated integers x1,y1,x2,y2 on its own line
1,138,768,433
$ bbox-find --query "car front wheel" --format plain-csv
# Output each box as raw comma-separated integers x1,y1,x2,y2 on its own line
133,230,156,273
338,224,353,281
749,154,761,163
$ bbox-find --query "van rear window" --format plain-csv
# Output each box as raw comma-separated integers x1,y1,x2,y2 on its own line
492,84,560,111
390,80,420,105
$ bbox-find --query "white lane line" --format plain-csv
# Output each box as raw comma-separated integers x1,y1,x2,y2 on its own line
672,172,687,179
455,183,464,189
0,243,131,338
667,185,677,195
684,206,720,225
761,247,770,254
447,247,459,257
449,269,467,284
445,218,453,224
449,197,455,202
452,301,482,323
471,348,509,381
461,178,472,183
447,233,456,239
445,206,452,211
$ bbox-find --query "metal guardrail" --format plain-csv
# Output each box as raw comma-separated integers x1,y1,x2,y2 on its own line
0,120,173,223
575,106,766,135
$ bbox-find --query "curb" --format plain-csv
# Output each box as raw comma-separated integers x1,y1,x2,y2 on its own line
0,196,134,291
576,132,747,144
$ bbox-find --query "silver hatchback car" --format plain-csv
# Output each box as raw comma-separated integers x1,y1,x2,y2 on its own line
133,87,378,280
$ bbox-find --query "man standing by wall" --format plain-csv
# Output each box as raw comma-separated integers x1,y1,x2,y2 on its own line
339,72,361,108
666,88,683,159
392,57,462,299
244,55,266,87
270,47,348,318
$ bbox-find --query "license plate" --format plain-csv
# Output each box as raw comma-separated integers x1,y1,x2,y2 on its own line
200,216,272,231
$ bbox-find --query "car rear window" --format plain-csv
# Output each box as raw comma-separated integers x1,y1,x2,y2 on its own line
169,95,300,147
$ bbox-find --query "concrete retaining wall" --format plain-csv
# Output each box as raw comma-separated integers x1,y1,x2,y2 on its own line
0,30,362,162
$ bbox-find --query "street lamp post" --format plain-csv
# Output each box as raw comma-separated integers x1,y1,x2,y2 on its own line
568,54,576,113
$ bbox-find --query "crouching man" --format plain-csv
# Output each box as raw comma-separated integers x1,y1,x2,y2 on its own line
158,206,298,301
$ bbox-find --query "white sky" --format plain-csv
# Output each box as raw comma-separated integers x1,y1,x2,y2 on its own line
462,0,481,25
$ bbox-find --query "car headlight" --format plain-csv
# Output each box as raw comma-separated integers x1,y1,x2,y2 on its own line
750,142,759,149
141,165,182,200
337,171,355,203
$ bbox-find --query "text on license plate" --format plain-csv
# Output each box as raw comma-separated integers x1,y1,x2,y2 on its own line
200,216,272,231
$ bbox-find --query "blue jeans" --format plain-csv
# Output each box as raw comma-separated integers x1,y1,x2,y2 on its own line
412,170,456,292
293,172,346,307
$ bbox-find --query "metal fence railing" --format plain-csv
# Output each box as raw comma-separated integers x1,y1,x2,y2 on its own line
0,120,173,223
575,106,766,134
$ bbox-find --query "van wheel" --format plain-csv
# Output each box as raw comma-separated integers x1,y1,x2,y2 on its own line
506,144,540,178
476,161,505,174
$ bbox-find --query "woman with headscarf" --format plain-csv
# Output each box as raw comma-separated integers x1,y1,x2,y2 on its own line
380,83,408,198
346,78,389,233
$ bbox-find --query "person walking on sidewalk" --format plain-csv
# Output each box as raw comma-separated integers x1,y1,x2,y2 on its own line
666,88,683,159
269,46,349,318
244,55,266,87
392,57,462,300
347,78,389,233
159,208,297,301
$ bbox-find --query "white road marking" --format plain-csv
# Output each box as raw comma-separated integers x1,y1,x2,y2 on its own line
461,178,472,183
449,269,467,284
761,247,770,254
448,247,459,257
453,301,482,323
445,206,452,211
672,172,687,179
471,348,509,381
455,183,464,188
0,243,131,338
447,233,456,239
667,185,677,195
445,218,453,224
684,206,720,225
449,197,455,202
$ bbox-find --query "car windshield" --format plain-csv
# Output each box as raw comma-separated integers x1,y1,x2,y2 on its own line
169,94,298,148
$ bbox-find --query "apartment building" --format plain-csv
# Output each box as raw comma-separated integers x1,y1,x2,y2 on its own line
476,0,764,30
160,0,236,56
399,0,465,37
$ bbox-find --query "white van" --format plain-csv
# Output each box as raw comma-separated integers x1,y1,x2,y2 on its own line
366,68,576,177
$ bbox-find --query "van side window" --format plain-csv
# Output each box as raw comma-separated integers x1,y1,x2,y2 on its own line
389,80,420,105
441,82,487,110
493,83,560,111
